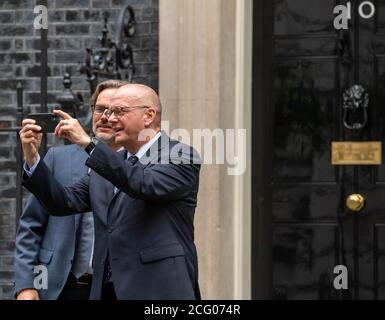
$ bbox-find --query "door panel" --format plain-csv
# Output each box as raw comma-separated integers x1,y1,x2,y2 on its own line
273,185,340,221
268,0,385,299
273,58,338,183
274,0,336,36
273,224,339,299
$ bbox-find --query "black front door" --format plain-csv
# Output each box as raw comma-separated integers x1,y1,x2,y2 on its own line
255,0,385,299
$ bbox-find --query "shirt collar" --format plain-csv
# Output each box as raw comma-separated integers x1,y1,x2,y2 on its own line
127,131,162,159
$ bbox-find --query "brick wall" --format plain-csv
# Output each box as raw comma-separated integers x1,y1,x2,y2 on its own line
0,0,159,299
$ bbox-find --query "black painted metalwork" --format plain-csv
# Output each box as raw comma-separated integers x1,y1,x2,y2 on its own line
79,5,136,94
39,0,48,156
55,73,84,118
15,81,23,229
252,0,274,300
39,0,48,114
54,73,85,142
342,85,369,130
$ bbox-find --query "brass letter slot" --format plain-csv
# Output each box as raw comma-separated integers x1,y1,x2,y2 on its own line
331,141,382,165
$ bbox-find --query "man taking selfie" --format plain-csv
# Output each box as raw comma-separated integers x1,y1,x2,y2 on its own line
18,83,201,300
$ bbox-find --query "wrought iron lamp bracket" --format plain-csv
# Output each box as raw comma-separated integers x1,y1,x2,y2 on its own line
79,5,136,93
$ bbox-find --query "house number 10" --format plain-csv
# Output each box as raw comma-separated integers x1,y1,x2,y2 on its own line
334,1,376,30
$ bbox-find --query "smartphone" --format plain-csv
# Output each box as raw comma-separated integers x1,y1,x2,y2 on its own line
26,113,60,133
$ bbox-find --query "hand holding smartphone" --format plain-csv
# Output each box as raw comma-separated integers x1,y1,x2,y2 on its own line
26,113,60,133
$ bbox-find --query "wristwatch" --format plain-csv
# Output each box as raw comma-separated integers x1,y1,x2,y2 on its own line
85,137,99,155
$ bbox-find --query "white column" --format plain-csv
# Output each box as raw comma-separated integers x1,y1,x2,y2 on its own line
159,0,252,299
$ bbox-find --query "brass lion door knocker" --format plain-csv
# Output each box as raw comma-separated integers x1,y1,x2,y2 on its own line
342,85,369,130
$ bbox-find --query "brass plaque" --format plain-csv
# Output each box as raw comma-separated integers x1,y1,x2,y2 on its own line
332,141,382,165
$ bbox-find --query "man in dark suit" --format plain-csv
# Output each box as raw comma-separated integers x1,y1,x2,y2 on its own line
19,84,201,300
14,80,127,300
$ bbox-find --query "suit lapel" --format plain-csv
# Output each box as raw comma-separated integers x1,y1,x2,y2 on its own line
104,135,169,226
140,131,170,167
108,135,167,206
105,149,127,225
108,149,127,203
89,171,110,226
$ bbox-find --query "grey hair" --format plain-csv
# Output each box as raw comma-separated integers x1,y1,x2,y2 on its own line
89,79,129,108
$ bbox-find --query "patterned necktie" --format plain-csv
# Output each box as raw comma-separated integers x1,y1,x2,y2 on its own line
128,155,139,165
103,254,112,284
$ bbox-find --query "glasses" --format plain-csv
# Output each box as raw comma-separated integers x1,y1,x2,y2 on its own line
92,105,149,118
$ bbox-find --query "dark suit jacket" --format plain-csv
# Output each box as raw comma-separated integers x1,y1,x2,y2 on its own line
14,144,90,300
22,132,201,300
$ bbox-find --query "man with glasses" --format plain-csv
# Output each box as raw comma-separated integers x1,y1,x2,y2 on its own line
19,83,201,300
15,80,127,300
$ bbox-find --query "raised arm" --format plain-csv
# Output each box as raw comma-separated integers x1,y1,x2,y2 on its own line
86,141,200,202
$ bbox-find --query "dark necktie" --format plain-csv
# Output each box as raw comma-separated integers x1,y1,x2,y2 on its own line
103,254,112,284
112,155,139,194
104,154,139,284
128,155,139,165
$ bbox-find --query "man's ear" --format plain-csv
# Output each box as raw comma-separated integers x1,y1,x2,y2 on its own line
144,113,150,127
144,107,156,127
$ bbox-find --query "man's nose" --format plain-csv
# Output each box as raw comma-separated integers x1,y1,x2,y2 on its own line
107,113,118,123
100,112,109,121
